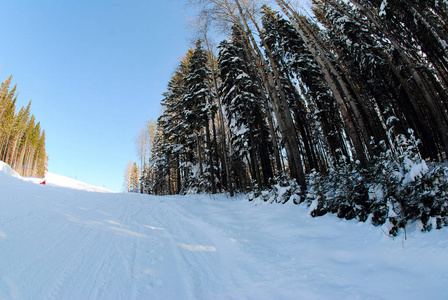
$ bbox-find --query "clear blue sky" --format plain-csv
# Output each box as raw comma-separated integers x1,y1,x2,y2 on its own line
0,0,196,192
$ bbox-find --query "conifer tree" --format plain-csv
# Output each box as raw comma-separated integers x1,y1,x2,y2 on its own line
151,116,171,194
180,40,217,193
16,115,35,175
159,50,193,194
147,0,448,203
34,130,47,178
6,102,31,167
311,0,448,160
262,6,349,168
218,26,273,189
0,77,47,177
130,162,140,193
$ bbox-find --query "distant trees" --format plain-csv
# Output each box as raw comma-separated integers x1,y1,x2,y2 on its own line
130,162,140,193
135,0,447,199
135,119,156,193
0,76,47,177
136,125,150,175
123,161,140,192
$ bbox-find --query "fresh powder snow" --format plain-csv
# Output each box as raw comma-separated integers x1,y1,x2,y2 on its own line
0,163,447,299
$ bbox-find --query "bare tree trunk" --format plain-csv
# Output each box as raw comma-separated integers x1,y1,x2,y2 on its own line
211,59,234,196
196,133,204,179
261,93,283,175
205,116,216,193
16,142,27,175
211,117,222,189
176,154,181,194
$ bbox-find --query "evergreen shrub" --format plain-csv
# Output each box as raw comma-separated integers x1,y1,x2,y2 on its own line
248,130,448,235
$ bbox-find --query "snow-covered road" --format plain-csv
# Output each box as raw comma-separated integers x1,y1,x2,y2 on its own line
1,168,447,299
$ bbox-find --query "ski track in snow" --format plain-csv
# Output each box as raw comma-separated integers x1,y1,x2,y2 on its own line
1,170,448,299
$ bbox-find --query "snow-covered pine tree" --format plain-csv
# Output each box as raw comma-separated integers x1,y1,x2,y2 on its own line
275,0,376,167
151,50,194,195
313,0,444,161
346,0,448,159
313,0,392,146
262,6,347,169
218,26,274,190
203,0,307,189
179,40,217,193
150,115,171,195
373,0,448,93
152,42,217,195
263,7,326,173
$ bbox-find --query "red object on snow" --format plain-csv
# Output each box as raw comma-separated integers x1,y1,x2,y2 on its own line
40,180,46,185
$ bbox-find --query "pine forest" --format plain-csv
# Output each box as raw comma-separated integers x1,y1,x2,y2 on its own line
130,0,448,235
0,76,48,178
2,1,448,298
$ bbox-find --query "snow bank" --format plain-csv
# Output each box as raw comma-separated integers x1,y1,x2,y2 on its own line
0,161,21,178
0,161,112,193
41,173,112,193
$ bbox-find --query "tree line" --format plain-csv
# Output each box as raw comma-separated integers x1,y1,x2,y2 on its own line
123,120,156,192
135,0,447,198
0,76,47,177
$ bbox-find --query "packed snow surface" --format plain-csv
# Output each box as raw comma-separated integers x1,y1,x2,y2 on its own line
1,165,448,299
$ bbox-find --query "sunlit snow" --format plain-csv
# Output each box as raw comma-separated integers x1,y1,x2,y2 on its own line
0,162,447,299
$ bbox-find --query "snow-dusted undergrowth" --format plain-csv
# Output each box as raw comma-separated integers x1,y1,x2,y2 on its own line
249,132,448,237
1,162,447,299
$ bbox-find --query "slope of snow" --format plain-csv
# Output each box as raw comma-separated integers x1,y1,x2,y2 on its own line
24,173,112,193
0,161,112,193
0,166,447,299
0,161,21,178
33,172,112,193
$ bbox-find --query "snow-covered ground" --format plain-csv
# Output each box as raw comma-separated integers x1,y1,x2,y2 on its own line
0,163,447,299
25,172,112,193
0,162,111,193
